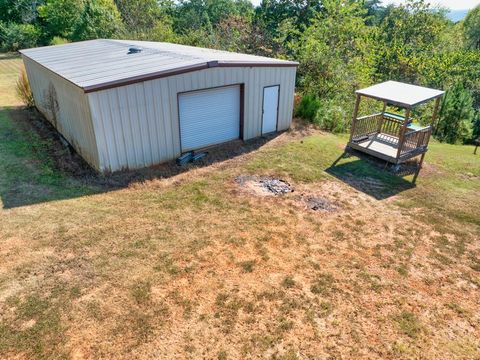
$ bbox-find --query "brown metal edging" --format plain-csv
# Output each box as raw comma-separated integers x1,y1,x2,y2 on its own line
82,61,297,93
240,84,245,140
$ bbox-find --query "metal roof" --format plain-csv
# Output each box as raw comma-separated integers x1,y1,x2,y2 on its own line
20,39,298,93
356,81,445,108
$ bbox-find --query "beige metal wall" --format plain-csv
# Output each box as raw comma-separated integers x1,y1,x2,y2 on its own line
88,66,296,172
22,56,99,169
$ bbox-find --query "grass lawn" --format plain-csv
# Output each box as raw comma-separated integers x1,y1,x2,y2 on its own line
0,54,24,107
0,55,479,359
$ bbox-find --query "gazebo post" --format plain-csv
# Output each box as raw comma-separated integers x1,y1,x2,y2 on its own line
349,94,361,143
377,101,387,132
396,107,411,161
431,97,441,133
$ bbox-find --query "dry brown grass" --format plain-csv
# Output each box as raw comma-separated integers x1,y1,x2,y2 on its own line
1,130,479,359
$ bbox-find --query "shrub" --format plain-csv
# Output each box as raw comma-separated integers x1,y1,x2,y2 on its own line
16,69,34,107
295,94,321,121
0,22,40,51
49,36,70,45
436,84,474,144
72,0,124,41
314,100,349,133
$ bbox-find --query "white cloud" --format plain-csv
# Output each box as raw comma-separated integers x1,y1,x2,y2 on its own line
381,0,479,10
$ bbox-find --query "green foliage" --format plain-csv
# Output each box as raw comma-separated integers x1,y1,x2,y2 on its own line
375,0,449,83
255,0,322,39
71,0,123,41
38,0,83,38
296,0,375,102
436,84,474,144
463,6,480,49
115,0,167,35
314,100,349,133
295,94,321,121
49,36,69,45
173,0,253,34
0,22,40,51
0,0,40,23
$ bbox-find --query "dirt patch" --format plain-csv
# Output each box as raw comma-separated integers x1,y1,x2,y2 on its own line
302,195,337,212
235,175,293,196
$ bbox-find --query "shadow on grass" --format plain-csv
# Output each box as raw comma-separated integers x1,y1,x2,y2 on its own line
0,107,277,209
326,150,415,200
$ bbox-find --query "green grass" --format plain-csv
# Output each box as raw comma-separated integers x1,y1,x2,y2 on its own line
0,108,100,208
0,53,24,107
393,311,422,339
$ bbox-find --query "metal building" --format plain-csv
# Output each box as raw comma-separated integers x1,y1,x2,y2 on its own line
20,39,298,172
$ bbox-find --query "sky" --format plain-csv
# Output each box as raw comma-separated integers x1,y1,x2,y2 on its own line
381,0,479,10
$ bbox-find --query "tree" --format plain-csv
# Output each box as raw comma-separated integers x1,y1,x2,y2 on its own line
0,0,42,23
38,0,84,38
463,5,480,49
375,0,448,83
114,0,163,34
0,22,40,50
436,84,475,144
255,0,323,39
174,0,253,33
71,0,123,41
209,14,272,56
296,0,375,101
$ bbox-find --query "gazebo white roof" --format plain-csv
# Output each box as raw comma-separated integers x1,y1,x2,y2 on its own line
356,81,445,108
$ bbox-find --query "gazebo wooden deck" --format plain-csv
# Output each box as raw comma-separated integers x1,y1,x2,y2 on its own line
347,81,444,181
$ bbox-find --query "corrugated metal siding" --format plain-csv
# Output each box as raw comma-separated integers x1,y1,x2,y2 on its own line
88,66,295,172
22,56,100,169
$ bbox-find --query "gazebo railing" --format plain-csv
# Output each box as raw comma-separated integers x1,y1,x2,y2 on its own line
380,115,404,138
351,113,382,141
350,113,433,161
399,126,432,158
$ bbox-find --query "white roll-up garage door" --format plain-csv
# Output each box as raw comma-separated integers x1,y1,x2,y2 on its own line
178,85,240,151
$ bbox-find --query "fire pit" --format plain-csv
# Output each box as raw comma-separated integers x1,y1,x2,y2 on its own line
235,175,293,196
304,196,336,212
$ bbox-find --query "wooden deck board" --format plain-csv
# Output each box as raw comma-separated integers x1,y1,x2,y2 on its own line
356,137,399,158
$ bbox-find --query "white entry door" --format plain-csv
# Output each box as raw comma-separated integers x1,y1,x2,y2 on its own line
179,85,240,151
262,85,279,134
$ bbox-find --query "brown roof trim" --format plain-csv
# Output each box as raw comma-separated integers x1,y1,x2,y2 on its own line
83,61,298,93
217,60,299,67
83,63,210,93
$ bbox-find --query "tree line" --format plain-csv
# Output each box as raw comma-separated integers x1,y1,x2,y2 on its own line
1,0,479,144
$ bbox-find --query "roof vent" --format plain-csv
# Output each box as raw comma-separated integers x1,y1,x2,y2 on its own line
127,47,142,54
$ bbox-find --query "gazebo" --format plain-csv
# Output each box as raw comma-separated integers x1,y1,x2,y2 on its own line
347,81,444,180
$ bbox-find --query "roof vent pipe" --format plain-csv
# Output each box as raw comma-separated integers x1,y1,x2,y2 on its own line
127,47,142,54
